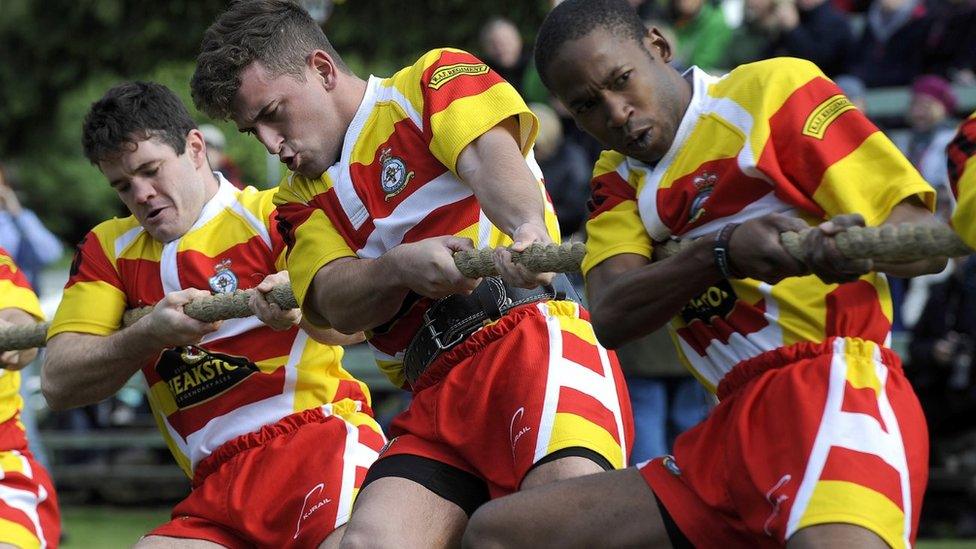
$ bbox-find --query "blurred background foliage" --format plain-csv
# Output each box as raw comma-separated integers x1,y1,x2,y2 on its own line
0,0,548,245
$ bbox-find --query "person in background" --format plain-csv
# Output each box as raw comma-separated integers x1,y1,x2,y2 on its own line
0,163,64,288
199,124,246,190
669,0,734,71
479,17,548,104
848,0,932,87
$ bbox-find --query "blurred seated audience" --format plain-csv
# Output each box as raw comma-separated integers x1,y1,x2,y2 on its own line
923,0,976,85
834,74,869,112
848,0,932,87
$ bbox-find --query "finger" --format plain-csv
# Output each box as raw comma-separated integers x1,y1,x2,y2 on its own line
446,237,476,252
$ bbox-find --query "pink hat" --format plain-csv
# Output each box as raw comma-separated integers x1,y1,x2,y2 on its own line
912,75,957,113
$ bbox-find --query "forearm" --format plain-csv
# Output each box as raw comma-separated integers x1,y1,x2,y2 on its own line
42,321,165,410
589,240,722,348
876,200,949,277
307,256,410,334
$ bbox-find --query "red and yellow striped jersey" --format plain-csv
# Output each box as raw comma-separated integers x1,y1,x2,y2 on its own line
949,112,976,247
583,59,935,393
274,48,560,388
49,179,373,476
0,247,43,424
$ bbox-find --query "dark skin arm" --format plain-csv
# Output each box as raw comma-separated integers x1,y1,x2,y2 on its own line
588,197,947,349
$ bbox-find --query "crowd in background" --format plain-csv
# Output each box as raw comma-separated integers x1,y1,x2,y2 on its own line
1,0,974,535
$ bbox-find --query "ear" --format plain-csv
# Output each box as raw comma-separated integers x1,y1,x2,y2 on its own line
185,129,208,170
308,49,339,91
645,27,673,64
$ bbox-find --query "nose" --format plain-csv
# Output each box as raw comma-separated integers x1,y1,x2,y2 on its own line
255,125,284,156
605,94,632,129
132,179,156,204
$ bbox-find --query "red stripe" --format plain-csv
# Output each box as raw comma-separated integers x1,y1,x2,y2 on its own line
421,50,505,125
676,298,769,357
0,265,30,290
166,366,287,436
401,195,480,244
820,445,903,509
205,325,297,362
310,189,374,252
556,386,620,446
332,378,371,410
587,171,633,220
758,77,878,209
841,382,887,432
116,257,164,308
66,232,124,291
176,238,277,293
824,281,890,344
561,330,604,376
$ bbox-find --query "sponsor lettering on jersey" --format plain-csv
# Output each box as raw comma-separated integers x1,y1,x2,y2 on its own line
157,346,259,408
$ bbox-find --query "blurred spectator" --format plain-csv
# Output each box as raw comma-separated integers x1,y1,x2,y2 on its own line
670,0,734,71
199,124,245,190
478,18,548,104
0,163,63,287
721,0,852,75
892,75,959,218
923,0,976,85
848,0,932,87
530,103,592,238
834,74,869,111
615,329,712,464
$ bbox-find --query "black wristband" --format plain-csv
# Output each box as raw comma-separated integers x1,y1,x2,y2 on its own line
713,223,742,279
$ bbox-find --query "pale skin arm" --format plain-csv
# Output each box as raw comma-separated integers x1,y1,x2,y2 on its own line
455,116,555,288
42,288,221,410
0,308,39,370
587,197,947,349
249,270,365,345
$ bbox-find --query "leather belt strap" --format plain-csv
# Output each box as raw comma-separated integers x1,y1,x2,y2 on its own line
402,275,577,387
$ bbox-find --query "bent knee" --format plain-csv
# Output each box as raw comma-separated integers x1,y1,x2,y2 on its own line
462,504,509,549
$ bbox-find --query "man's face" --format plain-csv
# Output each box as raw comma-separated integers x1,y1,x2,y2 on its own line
98,135,209,242
546,27,687,164
233,59,344,179
483,22,523,68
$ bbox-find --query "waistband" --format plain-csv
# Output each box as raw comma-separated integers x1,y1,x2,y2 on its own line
715,337,901,401
191,401,364,487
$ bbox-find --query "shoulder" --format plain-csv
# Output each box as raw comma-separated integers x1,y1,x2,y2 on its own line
593,150,635,184
720,57,826,92
388,48,492,91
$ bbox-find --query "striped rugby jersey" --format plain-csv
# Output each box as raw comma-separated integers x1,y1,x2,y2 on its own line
949,112,976,247
49,177,372,476
274,48,560,388
0,247,43,424
583,58,935,393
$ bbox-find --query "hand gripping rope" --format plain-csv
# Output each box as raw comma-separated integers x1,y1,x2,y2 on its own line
0,223,969,353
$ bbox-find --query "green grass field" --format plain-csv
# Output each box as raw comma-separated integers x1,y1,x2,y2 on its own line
59,506,976,548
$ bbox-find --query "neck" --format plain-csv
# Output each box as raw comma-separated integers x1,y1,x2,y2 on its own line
200,168,221,201
336,74,369,131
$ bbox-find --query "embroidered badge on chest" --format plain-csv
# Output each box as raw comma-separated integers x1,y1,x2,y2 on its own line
688,171,717,223
209,258,238,294
379,147,415,201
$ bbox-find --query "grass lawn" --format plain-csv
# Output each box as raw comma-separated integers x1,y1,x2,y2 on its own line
59,506,976,548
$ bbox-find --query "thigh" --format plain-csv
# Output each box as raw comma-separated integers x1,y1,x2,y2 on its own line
464,468,672,549
340,476,467,549
135,535,228,548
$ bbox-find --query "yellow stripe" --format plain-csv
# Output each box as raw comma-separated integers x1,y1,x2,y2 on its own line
0,282,41,320
0,450,26,476
179,208,267,258
348,100,406,167
582,201,652,275
952,155,976,248
797,480,905,549
549,308,597,346
0,517,40,549
843,338,881,395
48,280,126,339
546,412,624,469
661,114,745,190
288,209,357,328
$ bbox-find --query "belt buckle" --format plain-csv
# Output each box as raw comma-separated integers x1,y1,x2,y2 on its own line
426,321,465,351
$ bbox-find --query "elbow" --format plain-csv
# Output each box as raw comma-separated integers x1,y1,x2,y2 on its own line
40,360,75,411
590,306,625,350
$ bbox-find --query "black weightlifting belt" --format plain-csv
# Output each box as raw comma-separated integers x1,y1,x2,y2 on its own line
402,275,576,387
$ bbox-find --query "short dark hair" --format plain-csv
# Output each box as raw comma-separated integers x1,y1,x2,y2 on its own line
82,81,196,165
191,0,349,121
534,0,647,89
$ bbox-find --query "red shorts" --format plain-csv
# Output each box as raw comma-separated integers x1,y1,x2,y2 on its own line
640,337,927,548
377,301,633,503
0,415,60,549
149,404,385,548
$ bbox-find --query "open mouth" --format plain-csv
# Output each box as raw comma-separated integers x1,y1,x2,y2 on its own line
627,128,652,149
147,207,166,221
282,154,298,171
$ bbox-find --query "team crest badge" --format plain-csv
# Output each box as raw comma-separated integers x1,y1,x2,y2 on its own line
379,147,414,201
208,258,238,294
688,171,717,223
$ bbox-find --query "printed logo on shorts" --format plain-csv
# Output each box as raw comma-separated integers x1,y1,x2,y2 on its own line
379,148,415,201
763,474,792,536
208,258,238,294
294,482,333,539
662,455,681,476
510,407,532,460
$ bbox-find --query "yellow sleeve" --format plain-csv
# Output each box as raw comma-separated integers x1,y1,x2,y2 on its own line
0,250,42,320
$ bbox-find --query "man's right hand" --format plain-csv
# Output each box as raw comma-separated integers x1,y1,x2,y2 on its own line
387,236,482,299
142,288,222,347
728,213,810,284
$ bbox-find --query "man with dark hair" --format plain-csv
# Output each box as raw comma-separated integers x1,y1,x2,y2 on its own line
462,0,947,546
43,81,382,548
192,1,632,546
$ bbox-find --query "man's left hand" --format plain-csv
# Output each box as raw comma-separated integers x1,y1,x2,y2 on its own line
494,222,556,289
0,318,36,370
801,214,873,285
249,271,301,330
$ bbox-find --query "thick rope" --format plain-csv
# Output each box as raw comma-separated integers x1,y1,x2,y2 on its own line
2,224,967,353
